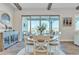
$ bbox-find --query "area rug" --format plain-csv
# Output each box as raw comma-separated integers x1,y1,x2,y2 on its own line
17,45,65,55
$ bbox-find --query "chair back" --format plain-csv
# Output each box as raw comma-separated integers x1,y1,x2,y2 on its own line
33,35,50,42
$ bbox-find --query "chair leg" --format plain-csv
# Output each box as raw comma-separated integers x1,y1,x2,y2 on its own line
28,45,29,54
55,46,56,54
33,49,36,55
24,44,27,55
55,45,59,54
51,46,56,55
49,46,51,55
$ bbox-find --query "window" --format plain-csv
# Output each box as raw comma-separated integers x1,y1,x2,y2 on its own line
22,15,60,35
1,13,10,24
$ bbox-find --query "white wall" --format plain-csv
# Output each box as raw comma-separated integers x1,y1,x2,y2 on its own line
0,3,15,27
13,8,79,41
1,3,78,42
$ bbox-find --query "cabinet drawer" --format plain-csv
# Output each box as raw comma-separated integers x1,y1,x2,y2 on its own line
0,44,4,52
0,38,3,42
0,36,3,38
0,33,3,36
0,48,4,52
0,35,3,39
0,39,3,42
0,43,3,48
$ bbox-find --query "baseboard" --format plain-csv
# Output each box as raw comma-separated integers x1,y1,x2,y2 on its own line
60,41,74,43
74,43,79,47
60,38,73,43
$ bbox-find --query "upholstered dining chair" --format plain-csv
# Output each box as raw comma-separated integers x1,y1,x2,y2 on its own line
24,34,34,54
33,35,50,55
33,39,49,55
49,32,61,55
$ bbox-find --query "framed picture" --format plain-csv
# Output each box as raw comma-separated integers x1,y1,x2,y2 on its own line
63,17,72,26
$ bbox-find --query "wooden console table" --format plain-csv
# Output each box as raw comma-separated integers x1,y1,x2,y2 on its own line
0,32,4,52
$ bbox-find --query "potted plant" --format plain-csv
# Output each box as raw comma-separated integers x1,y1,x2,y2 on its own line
37,23,47,35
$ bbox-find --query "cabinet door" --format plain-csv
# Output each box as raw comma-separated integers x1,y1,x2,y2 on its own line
3,32,10,48
14,32,18,41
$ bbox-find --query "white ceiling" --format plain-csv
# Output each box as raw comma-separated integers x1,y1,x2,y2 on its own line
19,3,48,9
51,3,79,8
11,3,79,10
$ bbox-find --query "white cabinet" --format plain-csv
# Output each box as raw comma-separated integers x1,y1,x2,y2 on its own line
3,31,18,49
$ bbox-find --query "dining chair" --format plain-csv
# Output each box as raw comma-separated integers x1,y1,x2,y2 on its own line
24,34,34,55
33,35,49,55
49,32,61,55
33,40,49,55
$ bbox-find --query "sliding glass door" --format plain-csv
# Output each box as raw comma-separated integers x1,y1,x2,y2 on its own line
50,16,59,32
22,15,60,35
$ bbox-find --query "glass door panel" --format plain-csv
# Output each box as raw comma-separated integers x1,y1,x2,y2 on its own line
22,16,30,33
50,16,59,32
31,16,40,35
41,16,49,34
